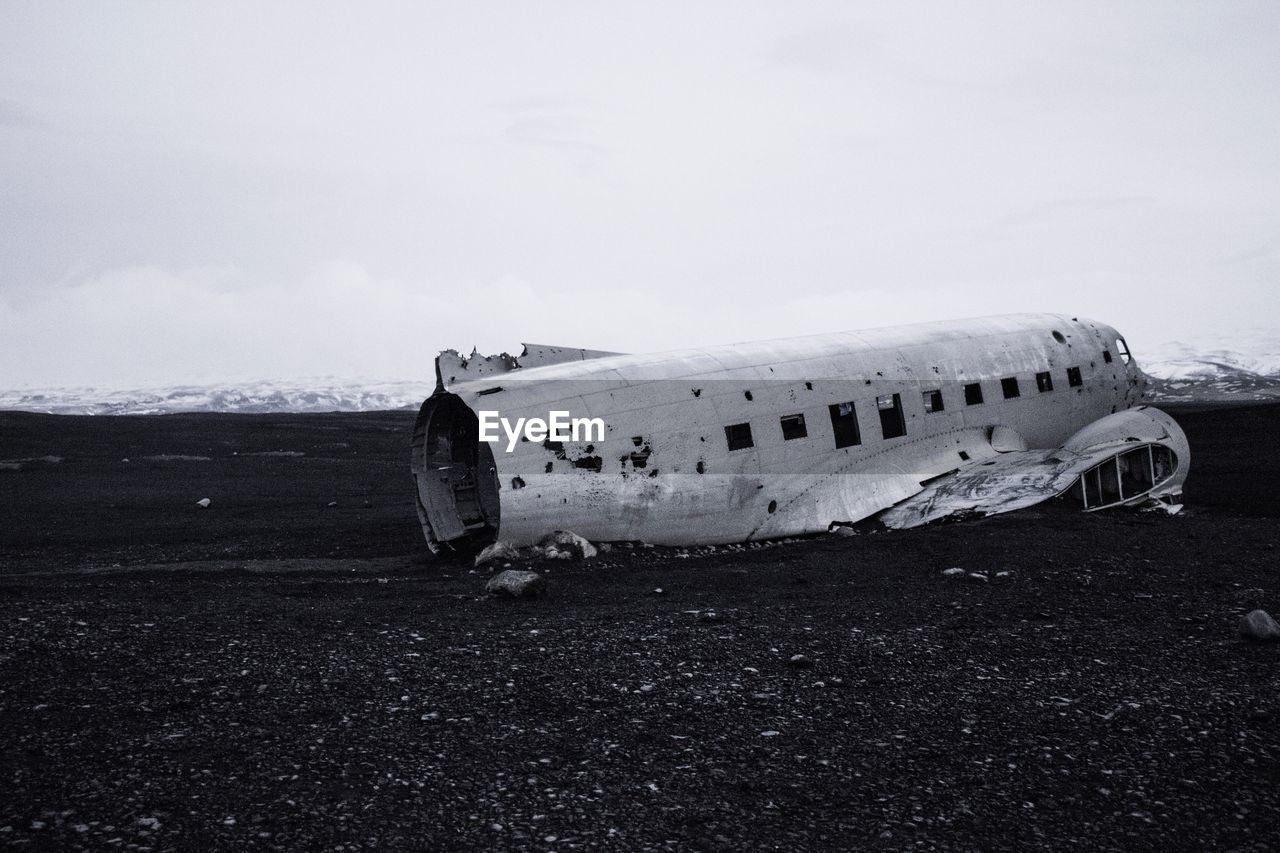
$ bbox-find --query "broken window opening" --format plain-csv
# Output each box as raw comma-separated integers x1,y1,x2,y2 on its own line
696,460,705,474
1103,349,1113,364
1080,468,1100,507
1036,371,1053,393
1116,338,1131,365
922,389,944,413
828,401,861,448
964,382,984,405
1098,457,1121,504
1152,445,1175,484
876,393,906,440
511,476,526,490
629,445,651,468
572,456,603,472
1001,377,1020,399
725,422,754,451
1067,366,1083,387
744,390,753,401
1076,444,1179,510
1118,446,1153,496
958,450,970,461
780,413,807,441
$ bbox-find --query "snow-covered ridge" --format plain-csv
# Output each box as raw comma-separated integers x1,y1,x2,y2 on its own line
3,336,1279,414
1139,333,1280,403
0,378,433,415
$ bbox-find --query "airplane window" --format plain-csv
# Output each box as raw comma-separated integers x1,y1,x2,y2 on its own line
1152,445,1176,484
780,413,807,441
1103,350,1113,364
1001,377,1020,399
964,382,984,405
1052,330,1067,343
876,393,906,440
1098,457,1121,504
1119,447,1155,496
724,422,754,451
828,402,861,448
1116,338,1131,365
1067,366,1083,387
1082,467,1101,507
1076,444,1178,510
922,389,944,413
1036,371,1053,392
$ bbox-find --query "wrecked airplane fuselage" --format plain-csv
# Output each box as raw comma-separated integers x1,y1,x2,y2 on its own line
410,314,1189,553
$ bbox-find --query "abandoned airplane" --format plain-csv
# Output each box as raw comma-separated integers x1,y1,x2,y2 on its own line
411,313,1188,553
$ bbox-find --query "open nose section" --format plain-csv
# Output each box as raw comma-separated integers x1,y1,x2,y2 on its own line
411,392,501,554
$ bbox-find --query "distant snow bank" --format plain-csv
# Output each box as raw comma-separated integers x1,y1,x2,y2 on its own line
1139,331,1280,381
1136,331,1280,403
0,378,432,415
3,334,1280,414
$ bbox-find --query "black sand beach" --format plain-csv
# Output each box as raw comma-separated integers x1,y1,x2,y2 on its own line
1,404,1278,850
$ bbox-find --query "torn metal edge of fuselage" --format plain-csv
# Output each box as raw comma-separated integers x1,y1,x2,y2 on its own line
434,343,627,391
879,406,1189,530
417,324,1187,551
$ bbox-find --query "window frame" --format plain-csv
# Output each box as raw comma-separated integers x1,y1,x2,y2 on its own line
724,422,754,451
876,393,907,440
828,401,862,449
779,413,808,441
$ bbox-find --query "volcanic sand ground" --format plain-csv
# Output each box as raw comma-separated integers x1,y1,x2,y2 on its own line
1,404,1278,850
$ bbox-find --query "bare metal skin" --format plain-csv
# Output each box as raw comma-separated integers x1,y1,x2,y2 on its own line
412,313,1186,553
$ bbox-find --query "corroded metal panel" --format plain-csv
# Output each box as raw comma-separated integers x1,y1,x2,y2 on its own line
412,313,1174,550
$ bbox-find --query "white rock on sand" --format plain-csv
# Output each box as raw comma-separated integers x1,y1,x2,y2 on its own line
485,570,546,599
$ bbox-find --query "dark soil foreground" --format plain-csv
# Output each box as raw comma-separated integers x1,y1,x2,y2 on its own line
1,404,1278,851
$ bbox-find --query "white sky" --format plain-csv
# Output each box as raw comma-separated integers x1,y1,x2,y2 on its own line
1,0,1277,387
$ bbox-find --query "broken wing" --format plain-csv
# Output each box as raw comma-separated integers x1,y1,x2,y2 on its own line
881,407,1189,529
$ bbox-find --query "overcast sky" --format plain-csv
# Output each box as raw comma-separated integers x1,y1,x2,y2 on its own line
1,1,1277,387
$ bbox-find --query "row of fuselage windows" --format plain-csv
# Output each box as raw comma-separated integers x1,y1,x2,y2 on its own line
723,364,1089,452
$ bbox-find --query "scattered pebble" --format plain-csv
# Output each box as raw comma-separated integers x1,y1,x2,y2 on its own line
475,541,521,568
537,530,597,560
485,570,546,599
1239,609,1280,642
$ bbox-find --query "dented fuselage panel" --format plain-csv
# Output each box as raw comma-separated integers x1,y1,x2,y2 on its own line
435,343,625,388
879,406,1190,529
411,313,1184,552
